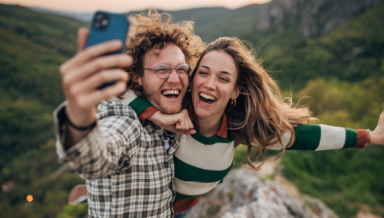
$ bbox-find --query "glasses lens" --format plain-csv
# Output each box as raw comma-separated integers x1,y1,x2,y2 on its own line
155,64,170,78
176,63,191,78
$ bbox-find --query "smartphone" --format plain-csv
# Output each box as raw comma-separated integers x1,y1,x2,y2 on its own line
86,11,130,89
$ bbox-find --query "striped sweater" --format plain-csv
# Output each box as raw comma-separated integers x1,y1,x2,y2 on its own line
115,91,368,201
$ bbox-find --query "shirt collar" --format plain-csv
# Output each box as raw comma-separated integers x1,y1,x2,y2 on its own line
186,103,228,138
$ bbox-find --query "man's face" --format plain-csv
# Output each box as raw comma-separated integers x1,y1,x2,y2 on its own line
139,44,188,114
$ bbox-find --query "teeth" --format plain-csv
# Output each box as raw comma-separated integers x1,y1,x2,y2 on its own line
163,90,179,95
200,93,216,100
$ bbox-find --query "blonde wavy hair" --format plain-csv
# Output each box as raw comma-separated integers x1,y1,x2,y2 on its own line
191,37,317,170
124,10,205,96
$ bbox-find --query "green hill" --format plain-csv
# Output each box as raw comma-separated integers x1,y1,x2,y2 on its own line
125,4,261,42
0,4,85,218
0,4,84,164
257,3,384,89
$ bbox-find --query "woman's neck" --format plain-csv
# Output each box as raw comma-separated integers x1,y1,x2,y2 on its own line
194,112,222,137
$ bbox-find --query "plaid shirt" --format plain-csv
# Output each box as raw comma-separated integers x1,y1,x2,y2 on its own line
53,99,179,218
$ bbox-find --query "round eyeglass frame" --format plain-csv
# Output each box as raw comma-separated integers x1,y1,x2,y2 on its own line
143,63,192,79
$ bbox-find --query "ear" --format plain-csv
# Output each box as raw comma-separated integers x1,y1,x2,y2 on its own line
231,86,240,100
132,74,142,85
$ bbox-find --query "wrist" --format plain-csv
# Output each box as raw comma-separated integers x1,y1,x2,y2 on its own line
65,106,96,131
369,131,378,145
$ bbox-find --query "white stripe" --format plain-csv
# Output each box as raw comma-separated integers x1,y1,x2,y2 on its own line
265,131,291,150
315,124,346,151
175,134,235,171
109,90,137,105
174,177,220,196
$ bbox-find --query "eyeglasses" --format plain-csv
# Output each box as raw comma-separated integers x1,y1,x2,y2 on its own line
144,63,191,79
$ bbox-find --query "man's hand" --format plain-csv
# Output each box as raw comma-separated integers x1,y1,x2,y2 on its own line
60,28,132,148
148,110,196,135
370,111,384,146
61,28,132,128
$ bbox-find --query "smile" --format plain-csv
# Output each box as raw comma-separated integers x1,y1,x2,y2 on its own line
199,92,216,104
161,89,180,99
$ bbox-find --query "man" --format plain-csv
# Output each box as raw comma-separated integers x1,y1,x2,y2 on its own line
54,11,204,217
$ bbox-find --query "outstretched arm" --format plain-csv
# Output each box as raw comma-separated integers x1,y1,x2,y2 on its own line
268,111,384,151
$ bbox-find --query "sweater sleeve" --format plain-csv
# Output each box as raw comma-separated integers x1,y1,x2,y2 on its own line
113,90,157,124
267,124,369,151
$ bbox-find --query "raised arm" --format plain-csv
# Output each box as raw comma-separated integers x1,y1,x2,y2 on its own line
59,28,131,149
53,27,140,180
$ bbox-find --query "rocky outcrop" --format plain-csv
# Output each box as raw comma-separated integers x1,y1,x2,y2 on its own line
256,0,384,37
185,168,338,218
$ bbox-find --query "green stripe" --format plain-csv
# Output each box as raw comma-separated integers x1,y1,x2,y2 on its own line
128,97,152,115
191,130,233,145
176,192,200,200
174,155,233,182
343,128,357,148
288,124,321,150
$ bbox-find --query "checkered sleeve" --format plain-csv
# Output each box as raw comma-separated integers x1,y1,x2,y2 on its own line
53,101,143,180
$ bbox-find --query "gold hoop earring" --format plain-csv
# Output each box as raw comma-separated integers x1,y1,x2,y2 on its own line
231,99,236,106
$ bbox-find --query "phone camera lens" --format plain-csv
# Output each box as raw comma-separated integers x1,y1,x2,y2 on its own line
93,12,109,30
101,19,108,26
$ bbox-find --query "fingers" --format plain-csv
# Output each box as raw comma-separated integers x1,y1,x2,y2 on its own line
171,129,196,135
175,110,194,131
77,27,89,52
70,69,129,94
62,40,124,73
185,129,196,135
76,81,127,109
379,110,384,125
63,55,132,88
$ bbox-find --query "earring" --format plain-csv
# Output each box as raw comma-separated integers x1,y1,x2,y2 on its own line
231,99,236,106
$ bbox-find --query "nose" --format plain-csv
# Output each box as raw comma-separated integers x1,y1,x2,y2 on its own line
204,76,216,90
166,68,181,83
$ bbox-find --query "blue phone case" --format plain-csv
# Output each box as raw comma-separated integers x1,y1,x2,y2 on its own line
86,11,130,89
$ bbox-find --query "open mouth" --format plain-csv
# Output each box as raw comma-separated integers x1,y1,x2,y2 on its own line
162,89,180,99
199,93,217,104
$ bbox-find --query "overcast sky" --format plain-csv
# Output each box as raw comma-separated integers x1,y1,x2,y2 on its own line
0,0,271,12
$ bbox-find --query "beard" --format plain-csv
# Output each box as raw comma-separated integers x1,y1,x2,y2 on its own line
142,80,185,115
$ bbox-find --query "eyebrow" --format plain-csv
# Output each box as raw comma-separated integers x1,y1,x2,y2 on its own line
201,65,233,76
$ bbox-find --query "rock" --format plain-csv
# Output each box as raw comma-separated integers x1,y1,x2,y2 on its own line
256,0,384,37
185,168,338,218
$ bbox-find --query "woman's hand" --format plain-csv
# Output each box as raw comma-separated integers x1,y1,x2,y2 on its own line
148,109,196,135
370,111,384,146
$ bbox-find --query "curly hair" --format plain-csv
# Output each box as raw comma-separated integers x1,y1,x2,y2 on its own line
190,37,317,170
124,9,205,97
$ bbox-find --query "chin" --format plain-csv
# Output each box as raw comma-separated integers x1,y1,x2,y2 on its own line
159,105,182,114
194,108,211,118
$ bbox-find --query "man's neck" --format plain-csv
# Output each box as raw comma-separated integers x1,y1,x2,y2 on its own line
194,112,222,137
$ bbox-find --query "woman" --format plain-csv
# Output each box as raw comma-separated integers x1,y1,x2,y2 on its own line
130,37,384,217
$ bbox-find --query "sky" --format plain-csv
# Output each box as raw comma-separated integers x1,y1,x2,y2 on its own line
0,0,271,12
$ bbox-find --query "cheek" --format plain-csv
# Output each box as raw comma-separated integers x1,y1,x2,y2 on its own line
219,86,235,101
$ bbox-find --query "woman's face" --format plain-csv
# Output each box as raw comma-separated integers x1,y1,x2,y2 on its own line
192,50,240,120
